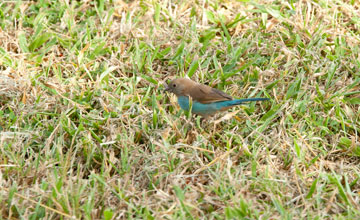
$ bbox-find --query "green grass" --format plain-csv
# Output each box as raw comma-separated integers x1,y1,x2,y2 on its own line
0,0,360,219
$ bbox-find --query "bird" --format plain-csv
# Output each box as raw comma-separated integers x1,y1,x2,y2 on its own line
164,78,269,118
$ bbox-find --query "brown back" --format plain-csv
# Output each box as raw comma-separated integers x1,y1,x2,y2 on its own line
188,83,233,104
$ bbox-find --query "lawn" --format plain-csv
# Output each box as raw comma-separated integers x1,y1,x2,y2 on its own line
0,0,359,219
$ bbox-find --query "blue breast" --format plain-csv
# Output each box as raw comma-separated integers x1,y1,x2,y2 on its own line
176,96,268,117
177,96,224,116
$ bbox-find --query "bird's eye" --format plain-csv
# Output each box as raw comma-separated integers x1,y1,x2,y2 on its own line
173,84,176,87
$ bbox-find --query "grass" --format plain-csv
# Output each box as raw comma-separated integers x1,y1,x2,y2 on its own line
0,0,359,219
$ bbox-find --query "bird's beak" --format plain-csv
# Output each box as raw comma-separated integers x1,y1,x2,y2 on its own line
164,83,170,92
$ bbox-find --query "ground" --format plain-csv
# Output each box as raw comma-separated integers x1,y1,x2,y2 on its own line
0,0,359,219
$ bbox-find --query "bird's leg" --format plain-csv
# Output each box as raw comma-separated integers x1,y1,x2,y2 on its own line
200,115,209,123
199,115,211,129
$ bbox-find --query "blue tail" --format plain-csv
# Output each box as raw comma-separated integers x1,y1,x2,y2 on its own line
223,98,269,107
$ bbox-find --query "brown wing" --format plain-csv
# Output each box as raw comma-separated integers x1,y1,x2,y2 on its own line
188,84,232,104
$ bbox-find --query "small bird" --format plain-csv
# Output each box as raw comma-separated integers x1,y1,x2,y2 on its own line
164,78,269,118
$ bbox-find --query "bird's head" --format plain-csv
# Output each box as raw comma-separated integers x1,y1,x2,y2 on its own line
164,78,194,97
